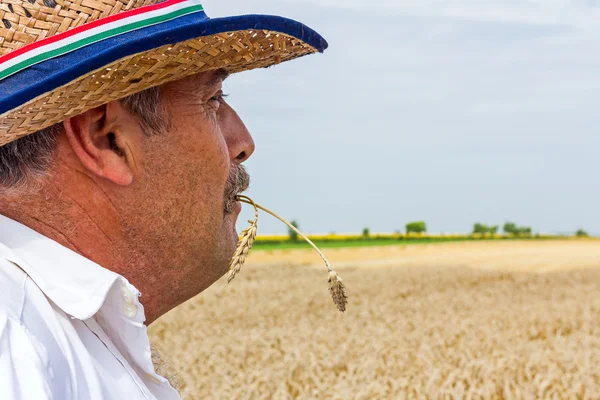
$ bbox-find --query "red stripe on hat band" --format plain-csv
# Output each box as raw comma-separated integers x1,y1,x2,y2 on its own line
0,0,188,66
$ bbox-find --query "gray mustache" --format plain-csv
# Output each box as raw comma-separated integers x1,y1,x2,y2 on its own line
224,164,250,213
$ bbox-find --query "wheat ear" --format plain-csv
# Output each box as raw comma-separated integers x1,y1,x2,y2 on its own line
236,195,348,313
227,197,258,284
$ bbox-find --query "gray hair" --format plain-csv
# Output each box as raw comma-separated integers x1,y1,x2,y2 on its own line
0,87,167,192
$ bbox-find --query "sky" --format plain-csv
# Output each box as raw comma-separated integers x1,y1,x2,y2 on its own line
204,0,600,235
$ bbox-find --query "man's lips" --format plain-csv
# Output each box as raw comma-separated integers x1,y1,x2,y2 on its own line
234,200,242,214
224,196,243,215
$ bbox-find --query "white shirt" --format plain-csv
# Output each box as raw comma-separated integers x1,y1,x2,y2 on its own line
0,214,182,400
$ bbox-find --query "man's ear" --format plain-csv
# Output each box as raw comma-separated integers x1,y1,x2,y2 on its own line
63,101,136,186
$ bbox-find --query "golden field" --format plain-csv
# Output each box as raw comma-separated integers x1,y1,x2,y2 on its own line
149,240,600,399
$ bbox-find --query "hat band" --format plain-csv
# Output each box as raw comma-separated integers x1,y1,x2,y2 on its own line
0,0,204,82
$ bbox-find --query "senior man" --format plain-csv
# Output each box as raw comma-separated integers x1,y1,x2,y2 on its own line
0,0,327,398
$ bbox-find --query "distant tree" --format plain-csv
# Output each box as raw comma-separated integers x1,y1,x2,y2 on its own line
503,222,518,235
474,223,499,235
519,227,532,236
406,221,427,234
362,227,370,238
503,222,534,236
473,223,489,234
473,223,484,234
288,220,299,242
576,229,589,237
504,222,533,236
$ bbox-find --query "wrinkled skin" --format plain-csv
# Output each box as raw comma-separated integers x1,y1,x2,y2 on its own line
0,69,255,323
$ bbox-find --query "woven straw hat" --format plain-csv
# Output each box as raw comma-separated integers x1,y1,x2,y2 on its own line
0,0,327,146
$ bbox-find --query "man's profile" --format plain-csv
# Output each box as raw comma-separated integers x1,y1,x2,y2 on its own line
0,0,327,398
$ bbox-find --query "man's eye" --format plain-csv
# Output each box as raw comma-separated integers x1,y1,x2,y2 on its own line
210,92,229,104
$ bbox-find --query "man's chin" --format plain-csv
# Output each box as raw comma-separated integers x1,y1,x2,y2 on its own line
220,200,243,269
224,210,241,252
230,219,239,247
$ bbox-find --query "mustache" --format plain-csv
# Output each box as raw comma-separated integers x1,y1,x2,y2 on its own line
224,164,250,214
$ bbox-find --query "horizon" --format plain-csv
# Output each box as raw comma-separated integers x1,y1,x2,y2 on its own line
254,230,597,236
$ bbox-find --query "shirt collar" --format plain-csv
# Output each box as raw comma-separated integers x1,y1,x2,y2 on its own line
0,213,121,320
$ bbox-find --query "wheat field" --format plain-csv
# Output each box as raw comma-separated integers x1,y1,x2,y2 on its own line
149,240,600,399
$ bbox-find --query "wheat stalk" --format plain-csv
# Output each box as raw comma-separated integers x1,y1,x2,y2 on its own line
227,197,258,284
232,195,348,312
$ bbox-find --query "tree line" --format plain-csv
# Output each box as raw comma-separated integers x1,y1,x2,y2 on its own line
287,220,590,240
402,221,588,237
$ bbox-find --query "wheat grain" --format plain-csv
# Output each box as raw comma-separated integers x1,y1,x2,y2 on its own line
328,271,348,312
150,241,600,399
235,195,348,313
227,198,258,284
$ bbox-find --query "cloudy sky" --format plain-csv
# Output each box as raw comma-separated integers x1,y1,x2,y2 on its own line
205,0,600,235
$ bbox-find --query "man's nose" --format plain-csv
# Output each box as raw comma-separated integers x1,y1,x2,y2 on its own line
221,102,255,163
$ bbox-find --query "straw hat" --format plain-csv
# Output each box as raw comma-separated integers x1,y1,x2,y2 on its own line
0,0,327,146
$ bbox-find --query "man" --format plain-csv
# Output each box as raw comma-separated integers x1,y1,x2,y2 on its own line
0,0,327,398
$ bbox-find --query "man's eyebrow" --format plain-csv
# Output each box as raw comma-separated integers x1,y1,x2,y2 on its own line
208,69,230,86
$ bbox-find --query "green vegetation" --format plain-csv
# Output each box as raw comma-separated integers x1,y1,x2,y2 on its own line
406,221,427,234
253,237,474,250
251,220,595,251
473,223,499,235
576,229,589,237
503,222,532,236
288,220,299,242
252,233,582,251
362,227,370,238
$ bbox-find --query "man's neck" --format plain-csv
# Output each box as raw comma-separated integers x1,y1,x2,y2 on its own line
0,173,163,324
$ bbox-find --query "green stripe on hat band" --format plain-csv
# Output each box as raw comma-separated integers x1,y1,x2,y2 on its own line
0,4,203,81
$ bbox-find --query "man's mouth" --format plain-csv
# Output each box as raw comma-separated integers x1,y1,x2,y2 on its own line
233,200,242,214
224,193,245,215
223,164,250,214
224,196,238,214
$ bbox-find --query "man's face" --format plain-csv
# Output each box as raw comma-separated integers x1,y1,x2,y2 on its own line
119,69,254,311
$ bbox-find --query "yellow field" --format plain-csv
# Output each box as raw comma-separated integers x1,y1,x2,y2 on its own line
252,232,564,242
149,241,600,399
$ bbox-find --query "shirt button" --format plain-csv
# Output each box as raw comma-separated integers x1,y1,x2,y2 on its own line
123,303,138,318
121,286,133,304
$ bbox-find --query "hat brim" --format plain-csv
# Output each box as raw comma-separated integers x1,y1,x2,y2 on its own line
0,9,327,145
